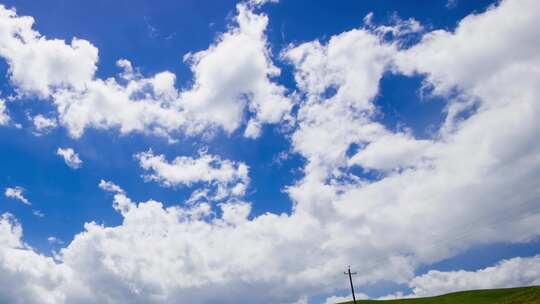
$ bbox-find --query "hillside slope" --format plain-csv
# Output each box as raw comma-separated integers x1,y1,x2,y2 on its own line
339,286,540,304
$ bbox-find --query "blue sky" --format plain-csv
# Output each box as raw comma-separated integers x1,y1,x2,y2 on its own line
0,0,539,303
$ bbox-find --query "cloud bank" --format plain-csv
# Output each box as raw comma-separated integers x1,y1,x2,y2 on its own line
0,0,539,303
0,4,292,140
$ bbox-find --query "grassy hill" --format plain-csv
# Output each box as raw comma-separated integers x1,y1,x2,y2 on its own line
339,286,540,304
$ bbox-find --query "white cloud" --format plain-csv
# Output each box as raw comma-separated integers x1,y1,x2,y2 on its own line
0,99,9,125
136,150,248,187
98,180,124,194
98,181,134,215
0,214,67,303
0,1,538,304
283,26,398,179
4,187,30,205
219,201,251,225
0,4,291,140
181,4,292,138
408,256,540,297
136,150,249,200
348,133,432,171
57,190,319,304
0,188,317,303
0,5,97,98
395,0,540,114
51,67,187,139
56,148,82,169
32,114,57,133
363,12,424,40
282,7,540,299
284,0,540,297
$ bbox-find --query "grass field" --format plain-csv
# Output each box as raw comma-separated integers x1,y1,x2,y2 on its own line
339,286,540,304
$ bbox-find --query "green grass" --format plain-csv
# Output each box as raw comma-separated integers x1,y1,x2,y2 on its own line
339,286,540,304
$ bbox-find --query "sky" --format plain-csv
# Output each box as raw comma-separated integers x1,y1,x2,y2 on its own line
0,0,539,303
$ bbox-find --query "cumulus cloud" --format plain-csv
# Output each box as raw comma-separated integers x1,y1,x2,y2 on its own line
98,180,134,215
0,186,314,303
0,0,538,303
0,214,66,303
4,187,30,205
408,256,540,297
282,2,540,293
363,12,424,41
284,0,540,295
0,4,291,140
136,150,249,200
283,25,399,179
32,114,57,133
49,188,319,303
0,5,97,98
347,133,432,171
181,4,292,138
98,180,124,194
56,148,82,169
395,0,540,122
10,182,536,304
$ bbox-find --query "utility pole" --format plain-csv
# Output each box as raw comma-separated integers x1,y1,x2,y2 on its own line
344,266,358,304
